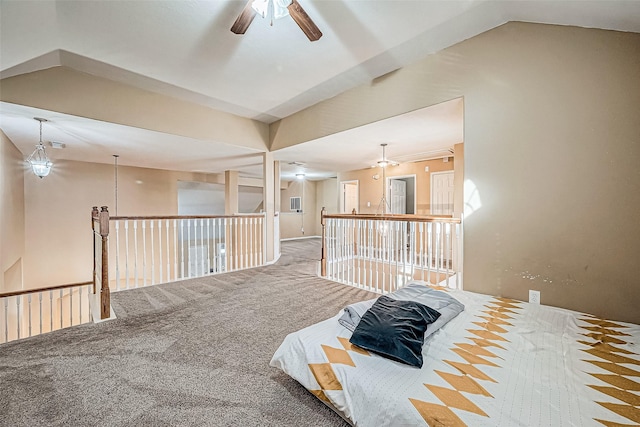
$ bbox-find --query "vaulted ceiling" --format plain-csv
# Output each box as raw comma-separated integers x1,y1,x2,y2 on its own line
1,1,639,180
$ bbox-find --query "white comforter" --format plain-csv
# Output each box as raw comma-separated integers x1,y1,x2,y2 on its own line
270,285,640,426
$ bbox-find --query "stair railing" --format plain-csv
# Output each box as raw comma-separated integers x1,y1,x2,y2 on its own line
320,208,463,293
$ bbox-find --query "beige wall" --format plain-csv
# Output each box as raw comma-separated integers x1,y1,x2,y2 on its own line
279,180,319,239
337,158,455,215
1,67,269,151
3,23,639,322
315,178,338,235
272,23,640,323
22,159,221,289
453,143,464,218
0,131,25,292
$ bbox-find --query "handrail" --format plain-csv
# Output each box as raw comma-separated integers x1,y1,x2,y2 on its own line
0,281,93,299
323,213,461,223
105,209,268,293
320,207,463,290
110,213,265,221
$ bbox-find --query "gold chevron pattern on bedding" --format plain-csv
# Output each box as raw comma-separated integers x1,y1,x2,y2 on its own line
270,284,640,426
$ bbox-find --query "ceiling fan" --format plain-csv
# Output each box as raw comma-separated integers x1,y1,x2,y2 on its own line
231,0,323,42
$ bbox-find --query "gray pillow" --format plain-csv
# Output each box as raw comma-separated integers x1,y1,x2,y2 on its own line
349,295,441,368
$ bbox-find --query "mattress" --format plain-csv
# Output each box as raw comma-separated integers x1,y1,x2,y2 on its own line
270,285,640,426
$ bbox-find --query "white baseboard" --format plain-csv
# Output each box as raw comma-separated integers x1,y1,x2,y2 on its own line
280,235,321,241
264,252,282,265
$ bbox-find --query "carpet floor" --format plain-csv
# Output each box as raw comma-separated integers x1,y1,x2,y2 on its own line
0,238,375,427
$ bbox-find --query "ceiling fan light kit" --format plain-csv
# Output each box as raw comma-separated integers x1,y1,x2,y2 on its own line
231,0,322,41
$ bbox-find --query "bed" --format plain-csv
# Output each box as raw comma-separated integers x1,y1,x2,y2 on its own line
270,281,640,426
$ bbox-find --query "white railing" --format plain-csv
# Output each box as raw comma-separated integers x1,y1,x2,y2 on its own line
0,282,93,344
320,211,462,294
108,213,266,291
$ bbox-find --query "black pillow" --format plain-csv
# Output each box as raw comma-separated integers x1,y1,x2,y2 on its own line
349,295,441,368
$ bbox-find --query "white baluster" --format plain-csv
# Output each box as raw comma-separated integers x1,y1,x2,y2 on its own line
427,222,433,283
125,220,130,290
445,222,451,288
133,220,139,288
201,218,205,276
435,222,442,284
38,292,43,335
142,221,147,286
180,219,185,279
28,294,32,337
158,219,163,283
173,219,178,281
115,220,120,291
187,219,192,277
166,219,171,281
206,218,211,274
367,220,373,290
239,217,243,270
419,222,424,282
59,289,63,329
409,222,415,284
16,297,21,340
248,217,253,268
150,220,155,285
234,218,239,271
356,219,361,287
3,298,8,343
49,290,53,333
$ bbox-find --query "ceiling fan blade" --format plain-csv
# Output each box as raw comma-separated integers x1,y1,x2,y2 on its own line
231,0,257,35
287,0,322,42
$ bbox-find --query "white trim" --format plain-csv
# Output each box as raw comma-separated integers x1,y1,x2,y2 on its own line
280,235,321,241
264,252,282,265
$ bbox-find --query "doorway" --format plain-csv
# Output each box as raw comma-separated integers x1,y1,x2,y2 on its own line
340,180,359,213
387,175,416,214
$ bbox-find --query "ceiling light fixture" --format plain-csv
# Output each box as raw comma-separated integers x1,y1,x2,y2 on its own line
252,0,290,22
376,143,394,215
377,143,398,168
26,118,53,179
231,0,322,41
296,173,305,179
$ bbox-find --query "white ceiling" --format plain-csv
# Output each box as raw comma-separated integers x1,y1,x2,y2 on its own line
1,1,639,180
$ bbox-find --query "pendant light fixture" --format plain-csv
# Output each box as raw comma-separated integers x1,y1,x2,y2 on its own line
26,117,53,178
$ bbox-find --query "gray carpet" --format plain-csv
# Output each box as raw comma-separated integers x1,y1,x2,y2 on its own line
0,238,375,426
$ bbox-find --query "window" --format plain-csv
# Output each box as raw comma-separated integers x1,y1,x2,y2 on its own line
290,196,301,212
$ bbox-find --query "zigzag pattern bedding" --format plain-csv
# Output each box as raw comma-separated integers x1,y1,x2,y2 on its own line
270,286,640,426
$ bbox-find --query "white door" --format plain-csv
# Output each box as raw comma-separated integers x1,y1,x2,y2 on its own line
431,171,454,215
340,181,359,213
389,179,407,214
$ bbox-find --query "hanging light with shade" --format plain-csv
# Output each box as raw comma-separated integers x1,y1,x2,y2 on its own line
26,117,53,178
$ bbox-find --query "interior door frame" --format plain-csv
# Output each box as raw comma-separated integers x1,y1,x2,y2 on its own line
339,180,359,213
386,174,416,214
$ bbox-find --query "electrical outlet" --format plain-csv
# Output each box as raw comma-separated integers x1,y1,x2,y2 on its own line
529,290,540,304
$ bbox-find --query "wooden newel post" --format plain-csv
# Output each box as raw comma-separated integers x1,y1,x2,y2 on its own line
99,206,110,320
91,206,99,294
320,207,327,277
